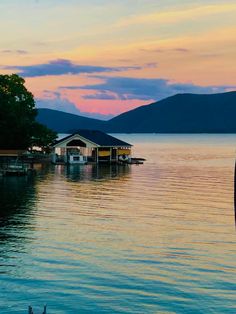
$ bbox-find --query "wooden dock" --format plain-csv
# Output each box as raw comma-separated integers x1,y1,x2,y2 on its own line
0,162,34,176
118,157,146,165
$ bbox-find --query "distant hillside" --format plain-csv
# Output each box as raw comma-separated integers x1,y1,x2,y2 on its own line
37,91,236,133
107,91,236,133
36,108,106,133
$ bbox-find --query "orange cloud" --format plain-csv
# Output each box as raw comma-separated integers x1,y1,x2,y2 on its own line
116,3,236,27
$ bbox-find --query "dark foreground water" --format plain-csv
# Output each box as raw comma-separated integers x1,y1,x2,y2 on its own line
0,134,236,313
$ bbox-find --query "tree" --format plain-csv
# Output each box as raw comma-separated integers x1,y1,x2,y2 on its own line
0,74,57,150
31,122,57,153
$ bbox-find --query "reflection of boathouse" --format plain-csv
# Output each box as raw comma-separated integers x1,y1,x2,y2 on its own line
52,130,132,164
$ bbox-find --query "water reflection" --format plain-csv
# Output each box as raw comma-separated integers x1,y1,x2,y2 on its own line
0,175,36,229
0,164,131,252
0,135,236,313
0,176,37,275
54,163,131,182
234,160,236,227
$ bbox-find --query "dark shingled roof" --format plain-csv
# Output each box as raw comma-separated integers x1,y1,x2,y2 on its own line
55,130,132,147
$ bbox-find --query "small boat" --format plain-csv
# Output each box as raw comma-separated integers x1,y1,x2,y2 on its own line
68,154,87,165
118,156,146,165
127,157,146,164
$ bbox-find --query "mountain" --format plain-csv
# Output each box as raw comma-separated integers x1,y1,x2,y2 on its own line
37,91,236,133
107,91,236,133
36,108,106,133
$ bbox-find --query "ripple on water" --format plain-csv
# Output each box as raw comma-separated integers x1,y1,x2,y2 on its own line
0,135,236,313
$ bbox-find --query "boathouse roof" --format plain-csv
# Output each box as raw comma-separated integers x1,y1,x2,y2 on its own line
54,130,132,147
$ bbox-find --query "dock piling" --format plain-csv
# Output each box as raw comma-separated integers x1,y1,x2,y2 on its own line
28,305,46,314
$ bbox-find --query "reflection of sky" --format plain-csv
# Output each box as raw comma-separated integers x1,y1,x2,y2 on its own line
0,1,236,118
0,135,236,312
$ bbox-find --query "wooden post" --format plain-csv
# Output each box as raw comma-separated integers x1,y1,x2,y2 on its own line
96,148,99,163
28,306,33,314
28,305,46,314
65,147,68,164
116,148,118,163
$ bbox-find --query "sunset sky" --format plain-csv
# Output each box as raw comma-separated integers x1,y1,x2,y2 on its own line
1,0,235,119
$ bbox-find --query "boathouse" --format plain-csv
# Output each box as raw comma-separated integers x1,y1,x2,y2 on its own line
51,130,132,164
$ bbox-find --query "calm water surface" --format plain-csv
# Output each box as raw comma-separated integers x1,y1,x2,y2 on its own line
0,134,236,313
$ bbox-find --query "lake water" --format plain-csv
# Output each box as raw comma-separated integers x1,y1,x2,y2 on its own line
0,134,236,313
